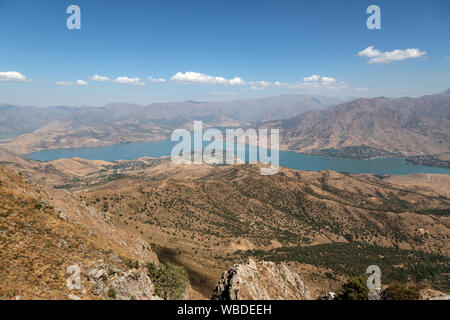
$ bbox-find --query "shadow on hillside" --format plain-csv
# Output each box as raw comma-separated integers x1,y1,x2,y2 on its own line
155,246,218,298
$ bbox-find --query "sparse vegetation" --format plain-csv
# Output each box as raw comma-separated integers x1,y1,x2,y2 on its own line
311,146,402,160
335,275,369,300
107,288,116,299
146,262,188,300
406,155,450,169
125,258,140,269
383,283,422,300
244,242,450,292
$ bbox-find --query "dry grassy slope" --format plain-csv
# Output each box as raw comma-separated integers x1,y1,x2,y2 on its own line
0,165,158,300
67,162,450,296
386,174,450,198
0,148,113,188
2,151,449,298
79,163,450,255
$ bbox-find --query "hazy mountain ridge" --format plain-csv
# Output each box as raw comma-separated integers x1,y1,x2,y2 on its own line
1,90,449,159
1,120,173,154
0,94,344,155
0,104,83,138
258,90,450,158
0,94,343,136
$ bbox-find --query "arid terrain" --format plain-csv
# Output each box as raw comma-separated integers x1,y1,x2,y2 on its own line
1,147,448,299
0,90,449,300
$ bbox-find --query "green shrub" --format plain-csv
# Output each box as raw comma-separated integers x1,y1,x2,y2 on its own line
383,283,421,300
146,262,188,300
336,275,369,300
125,258,140,269
107,288,116,299
242,243,450,292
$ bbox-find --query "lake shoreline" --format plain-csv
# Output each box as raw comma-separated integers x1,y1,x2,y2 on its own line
26,139,450,176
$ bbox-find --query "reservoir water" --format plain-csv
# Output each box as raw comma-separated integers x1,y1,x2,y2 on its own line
27,139,450,175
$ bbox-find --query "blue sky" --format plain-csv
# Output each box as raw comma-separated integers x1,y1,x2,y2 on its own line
0,0,449,106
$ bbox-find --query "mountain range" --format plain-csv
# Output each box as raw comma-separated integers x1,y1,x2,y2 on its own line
0,90,449,162
257,89,450,159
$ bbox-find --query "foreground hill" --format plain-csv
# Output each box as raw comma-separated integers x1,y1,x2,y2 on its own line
1,151,449,298
55,159,449,295
0,164,168,299
258,89,450,159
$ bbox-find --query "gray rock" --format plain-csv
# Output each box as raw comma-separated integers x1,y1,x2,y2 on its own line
368,288,383,300
92,281,105,296
319,292,337,300
212,258,310,300
109,270,161,300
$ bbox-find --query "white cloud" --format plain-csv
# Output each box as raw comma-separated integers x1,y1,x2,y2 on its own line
246,80,277,90
0,71,30,82
321,76,336,85
446,56,450,60
358,46,426,64
148,76,166,83
303,75,320,82
113,76,145,85
298,75,341,88
357,46,381,58
169,70,353,92
229,77,246,85
275,75,348,91
56,80,88,86
90,74,109,82
171,71,230,85
171,71,247,85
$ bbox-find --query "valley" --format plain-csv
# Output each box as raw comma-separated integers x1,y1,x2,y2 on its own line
1,90,449,300
2,0,449,303
1,149,448,298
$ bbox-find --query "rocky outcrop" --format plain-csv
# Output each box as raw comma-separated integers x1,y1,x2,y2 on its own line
319,292,337,300
212,259,310,300
86,259,161,300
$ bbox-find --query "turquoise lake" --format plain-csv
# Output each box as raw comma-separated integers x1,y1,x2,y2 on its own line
26,139,450,175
